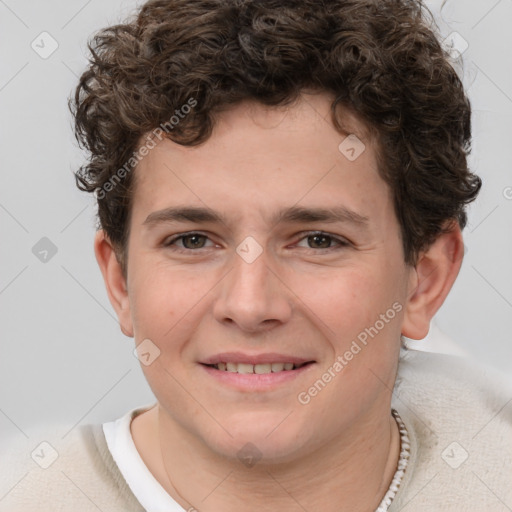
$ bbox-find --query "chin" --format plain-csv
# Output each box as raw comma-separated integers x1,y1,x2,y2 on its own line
203,413,312,465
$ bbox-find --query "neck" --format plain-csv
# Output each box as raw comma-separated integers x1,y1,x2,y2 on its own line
131,404,401,512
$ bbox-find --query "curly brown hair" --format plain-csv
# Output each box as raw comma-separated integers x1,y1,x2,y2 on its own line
71,0,481,274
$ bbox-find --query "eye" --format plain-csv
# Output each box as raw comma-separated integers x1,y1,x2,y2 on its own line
163,232,214,250
295,231,349,250
162,231,348,253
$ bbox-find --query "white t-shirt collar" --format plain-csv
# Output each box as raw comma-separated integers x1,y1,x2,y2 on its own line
102,403,185,512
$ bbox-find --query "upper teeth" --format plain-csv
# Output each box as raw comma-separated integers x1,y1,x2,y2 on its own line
214,362,297,374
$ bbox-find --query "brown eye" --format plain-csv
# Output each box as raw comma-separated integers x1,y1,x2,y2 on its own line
295,231,349,251
181,234,208,249
163,232,213,250
307,234,334,249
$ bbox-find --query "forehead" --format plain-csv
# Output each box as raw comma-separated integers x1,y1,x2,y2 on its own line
131,93,390,227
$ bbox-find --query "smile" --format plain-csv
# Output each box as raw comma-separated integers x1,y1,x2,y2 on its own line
205,362,311,374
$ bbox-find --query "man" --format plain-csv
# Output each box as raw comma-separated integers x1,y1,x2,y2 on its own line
2,0,511,511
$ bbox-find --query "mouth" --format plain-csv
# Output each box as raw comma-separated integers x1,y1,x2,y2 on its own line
198,353,316,390
202,361,314,374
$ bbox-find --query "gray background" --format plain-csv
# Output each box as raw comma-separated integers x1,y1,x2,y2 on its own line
0,0,511,445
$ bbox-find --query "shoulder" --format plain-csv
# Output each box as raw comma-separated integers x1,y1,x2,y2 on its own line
0,419,142,512
394,348,512,434
390,349,512,511
395,348,512,414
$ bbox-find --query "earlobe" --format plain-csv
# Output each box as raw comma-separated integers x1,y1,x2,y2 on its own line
401,222,464,340
94,230,134,337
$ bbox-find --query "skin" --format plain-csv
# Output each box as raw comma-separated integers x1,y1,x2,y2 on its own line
95,92,464,512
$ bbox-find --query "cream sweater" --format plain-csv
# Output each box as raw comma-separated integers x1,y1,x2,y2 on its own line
1,349,511,512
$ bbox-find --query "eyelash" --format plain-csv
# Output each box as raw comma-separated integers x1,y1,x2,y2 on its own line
162,231,350,253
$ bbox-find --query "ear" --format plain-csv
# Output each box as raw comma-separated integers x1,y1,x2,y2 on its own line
94,230,134,337
401,221,464,340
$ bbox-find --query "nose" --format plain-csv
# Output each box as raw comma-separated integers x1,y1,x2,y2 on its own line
213,248,292,334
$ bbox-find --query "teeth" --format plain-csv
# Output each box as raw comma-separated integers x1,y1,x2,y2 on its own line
271,363,284,372
213,362,301,373
255,363,272,374
237,363,254,374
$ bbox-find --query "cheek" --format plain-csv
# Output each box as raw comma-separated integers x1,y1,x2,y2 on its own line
285,265,395,340
128,266,212,412
284,262,406,402
128,260,211,345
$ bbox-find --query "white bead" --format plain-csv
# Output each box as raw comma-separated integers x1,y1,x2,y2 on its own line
375,409,410,511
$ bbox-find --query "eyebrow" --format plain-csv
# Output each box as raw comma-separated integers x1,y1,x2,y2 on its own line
143,205,370,231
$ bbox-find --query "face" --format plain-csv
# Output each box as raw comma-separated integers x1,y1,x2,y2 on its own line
120,93,413,462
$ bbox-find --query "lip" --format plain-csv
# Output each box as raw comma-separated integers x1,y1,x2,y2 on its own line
199,359,316,392
200,352,314,366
